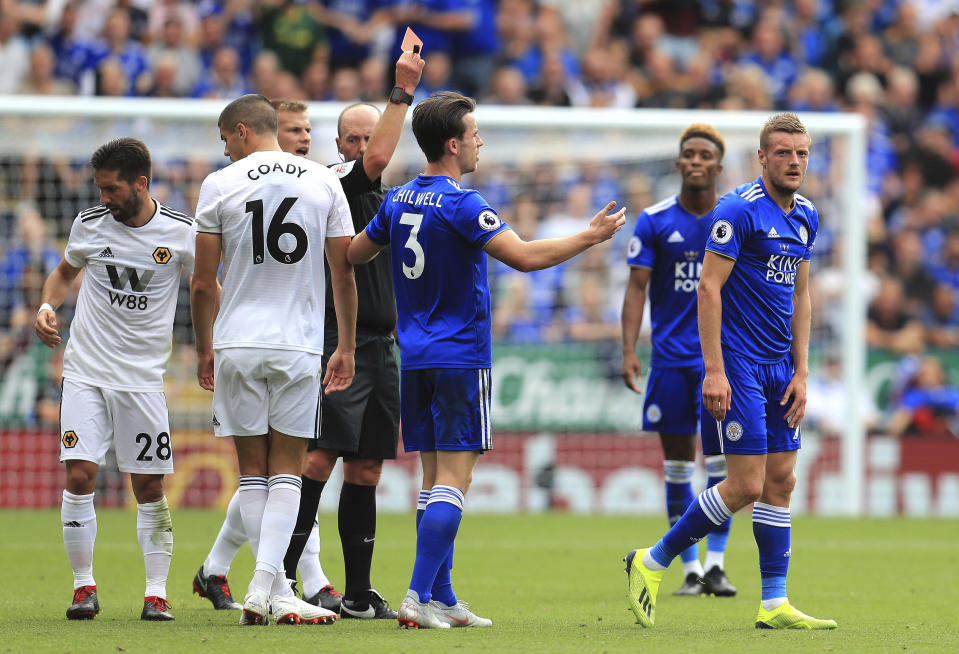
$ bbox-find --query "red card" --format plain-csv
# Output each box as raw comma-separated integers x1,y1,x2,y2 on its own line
401,27,423,54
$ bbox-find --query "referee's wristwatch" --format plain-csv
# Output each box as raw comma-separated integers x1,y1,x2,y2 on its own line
389,86,414,106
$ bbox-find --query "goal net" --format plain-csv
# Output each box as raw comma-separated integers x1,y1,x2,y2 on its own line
0,96,882,515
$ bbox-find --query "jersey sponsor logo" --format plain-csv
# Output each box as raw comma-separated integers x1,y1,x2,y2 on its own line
96,247,114,258
798,225,808,245
106,265,154,292
331,160,355,177
106,265,154,311
152,247,172,264
710,220,733,244
725,421,743,442
646,404,662,423
667,230,685,243
478,209,501,231
674,260,702,292
62,430,78,448
767,227,779,238
627,236,641,258
765,254,802,285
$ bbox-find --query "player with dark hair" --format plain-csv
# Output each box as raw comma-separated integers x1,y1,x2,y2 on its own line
191,94,357,626
624,113,838,631
621,123,736,597
191,97,337,612
349,91,627,629
36,137,193,622
277,49,424,620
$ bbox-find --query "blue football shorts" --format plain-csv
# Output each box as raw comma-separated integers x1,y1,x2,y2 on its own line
400,367,492,453
700,349,801,456
642,363,710,437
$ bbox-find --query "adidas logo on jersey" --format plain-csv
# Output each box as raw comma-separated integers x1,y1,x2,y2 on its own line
667,230,685,243
97,247,114,258
767,227,780,238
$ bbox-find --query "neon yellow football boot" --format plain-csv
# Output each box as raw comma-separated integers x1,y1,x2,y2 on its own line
623,548,664,627
755,600,838,630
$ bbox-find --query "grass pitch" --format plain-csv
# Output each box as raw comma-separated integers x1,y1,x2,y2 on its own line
1,509,955,654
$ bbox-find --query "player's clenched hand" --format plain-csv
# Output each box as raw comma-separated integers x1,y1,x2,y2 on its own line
324,349,355,394
702,371,731,421
395,50,425,90
196,351,215,391
35,309,61,348
621,351,643,394
781,371,807,429
588,202,627,243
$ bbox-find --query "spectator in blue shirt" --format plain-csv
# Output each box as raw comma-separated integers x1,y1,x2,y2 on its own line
192,45,249,99
737,20,798,106
87,9,151,96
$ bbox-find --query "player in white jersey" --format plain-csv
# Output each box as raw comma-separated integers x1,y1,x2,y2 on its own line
192,100,340,612
191,94,357,626
34,137,193,622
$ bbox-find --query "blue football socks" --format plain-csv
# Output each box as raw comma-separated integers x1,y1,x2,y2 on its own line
409,485,463,604
664,460,699,567
647,485,732,570
704,455,732,569
753,501,790,610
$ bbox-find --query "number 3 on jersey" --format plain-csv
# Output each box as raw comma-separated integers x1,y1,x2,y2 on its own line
400,212,425,279
247,197,307,265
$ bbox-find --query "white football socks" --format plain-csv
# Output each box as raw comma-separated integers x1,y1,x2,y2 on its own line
204,489,246,577
62,490,97,589
253,475,302,597
299,522,331,597
704,550,725,572
137,497,173,598
237,476,268,556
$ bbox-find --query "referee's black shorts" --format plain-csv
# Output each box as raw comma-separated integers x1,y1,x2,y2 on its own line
310,334,400,461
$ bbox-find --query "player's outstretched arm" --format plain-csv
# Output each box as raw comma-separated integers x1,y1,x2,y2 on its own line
362,50,425,181
324,235,357,394
191,232,221,391
621,266,651,393
34,258,81,348
484,201,626,272
698,251,735,420
782,260,811,429
347,231,386,265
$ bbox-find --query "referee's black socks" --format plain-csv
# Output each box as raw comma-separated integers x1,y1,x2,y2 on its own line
283,477,327,581
339,481,377,600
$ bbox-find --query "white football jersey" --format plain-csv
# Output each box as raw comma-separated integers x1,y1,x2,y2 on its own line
195,150,354,354
62,201,196,392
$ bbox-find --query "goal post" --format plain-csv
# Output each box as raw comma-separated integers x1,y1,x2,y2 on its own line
0,96,867,515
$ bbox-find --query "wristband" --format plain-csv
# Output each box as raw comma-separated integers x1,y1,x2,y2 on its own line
38,302,54,316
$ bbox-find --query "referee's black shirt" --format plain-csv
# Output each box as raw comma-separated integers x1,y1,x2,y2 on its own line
324,155,396,348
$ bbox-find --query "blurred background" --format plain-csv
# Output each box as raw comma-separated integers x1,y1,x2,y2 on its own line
0,0,957,517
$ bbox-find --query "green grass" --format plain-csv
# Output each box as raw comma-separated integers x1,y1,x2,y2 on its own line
1,510,955,653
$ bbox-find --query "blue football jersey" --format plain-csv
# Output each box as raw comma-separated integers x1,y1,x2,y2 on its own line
706,178,818,363
366,175,509,369
626,195,712,367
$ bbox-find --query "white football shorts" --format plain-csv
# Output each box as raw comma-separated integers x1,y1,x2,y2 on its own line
59,378,174,474
212,347,322,439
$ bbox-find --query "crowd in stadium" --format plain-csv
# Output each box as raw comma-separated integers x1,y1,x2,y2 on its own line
2,0,959,438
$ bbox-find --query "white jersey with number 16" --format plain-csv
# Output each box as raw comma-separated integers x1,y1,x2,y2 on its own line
195,150,354,354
